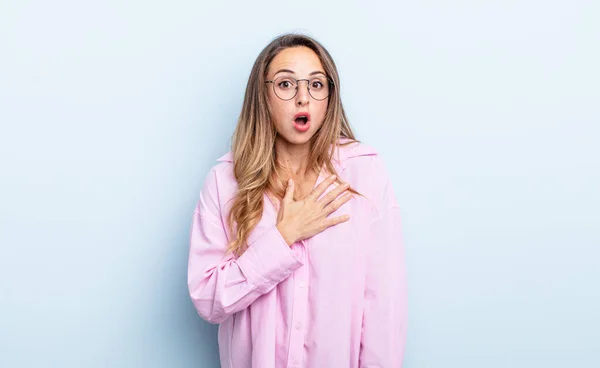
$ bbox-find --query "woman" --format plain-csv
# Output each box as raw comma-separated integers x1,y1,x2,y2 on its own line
187,33,407,368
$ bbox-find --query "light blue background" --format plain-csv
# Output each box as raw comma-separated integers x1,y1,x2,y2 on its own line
1,1,598,367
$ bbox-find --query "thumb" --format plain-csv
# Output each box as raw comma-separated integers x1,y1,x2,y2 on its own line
283,179,294,203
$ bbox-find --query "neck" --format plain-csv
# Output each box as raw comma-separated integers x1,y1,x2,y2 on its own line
274,137,313,177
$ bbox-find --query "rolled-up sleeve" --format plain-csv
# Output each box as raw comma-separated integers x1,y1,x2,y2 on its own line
187,168,303,324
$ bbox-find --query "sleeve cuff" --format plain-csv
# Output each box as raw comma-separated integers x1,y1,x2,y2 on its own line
236,226,304,292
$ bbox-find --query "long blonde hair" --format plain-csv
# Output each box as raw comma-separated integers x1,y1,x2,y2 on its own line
227,33,358,256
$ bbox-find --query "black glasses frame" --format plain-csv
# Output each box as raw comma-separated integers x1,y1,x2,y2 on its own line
265,76,334,101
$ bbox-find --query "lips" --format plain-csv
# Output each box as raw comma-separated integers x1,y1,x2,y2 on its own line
293,112,311,132
294,112,311,123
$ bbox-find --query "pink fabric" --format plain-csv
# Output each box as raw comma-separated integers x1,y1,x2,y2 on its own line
188,138,407,368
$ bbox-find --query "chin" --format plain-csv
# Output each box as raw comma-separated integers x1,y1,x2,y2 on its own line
277,129,316,146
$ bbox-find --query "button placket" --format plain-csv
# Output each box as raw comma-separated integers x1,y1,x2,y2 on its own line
287,240,309,368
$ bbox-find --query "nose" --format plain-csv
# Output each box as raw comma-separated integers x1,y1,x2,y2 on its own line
295,80,310,106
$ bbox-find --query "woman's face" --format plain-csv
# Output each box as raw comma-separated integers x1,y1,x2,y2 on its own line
266,46,329,146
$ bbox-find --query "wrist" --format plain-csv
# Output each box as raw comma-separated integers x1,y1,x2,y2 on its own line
276,223,296,246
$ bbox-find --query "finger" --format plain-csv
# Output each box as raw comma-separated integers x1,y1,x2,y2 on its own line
283,179,294,203
306,174,337,202
321,214,350,230
317,182,350,208
323,192,352,215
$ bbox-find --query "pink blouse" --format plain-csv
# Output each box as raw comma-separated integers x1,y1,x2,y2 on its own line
188,139,407,368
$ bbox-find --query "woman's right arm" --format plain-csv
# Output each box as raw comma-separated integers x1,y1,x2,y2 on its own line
187,168,304,324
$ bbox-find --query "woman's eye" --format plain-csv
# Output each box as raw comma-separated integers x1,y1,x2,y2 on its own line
312,81,323,89
278,81,293,89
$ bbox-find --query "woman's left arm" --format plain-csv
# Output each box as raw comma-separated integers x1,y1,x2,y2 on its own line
359,158,408,368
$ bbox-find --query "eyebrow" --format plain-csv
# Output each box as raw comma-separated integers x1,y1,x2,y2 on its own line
273,69,326,77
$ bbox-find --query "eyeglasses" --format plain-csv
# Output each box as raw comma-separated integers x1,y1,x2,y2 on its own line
265,75,333,101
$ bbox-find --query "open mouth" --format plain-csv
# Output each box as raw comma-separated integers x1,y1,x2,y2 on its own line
295,116,309,125
292,115,311,132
